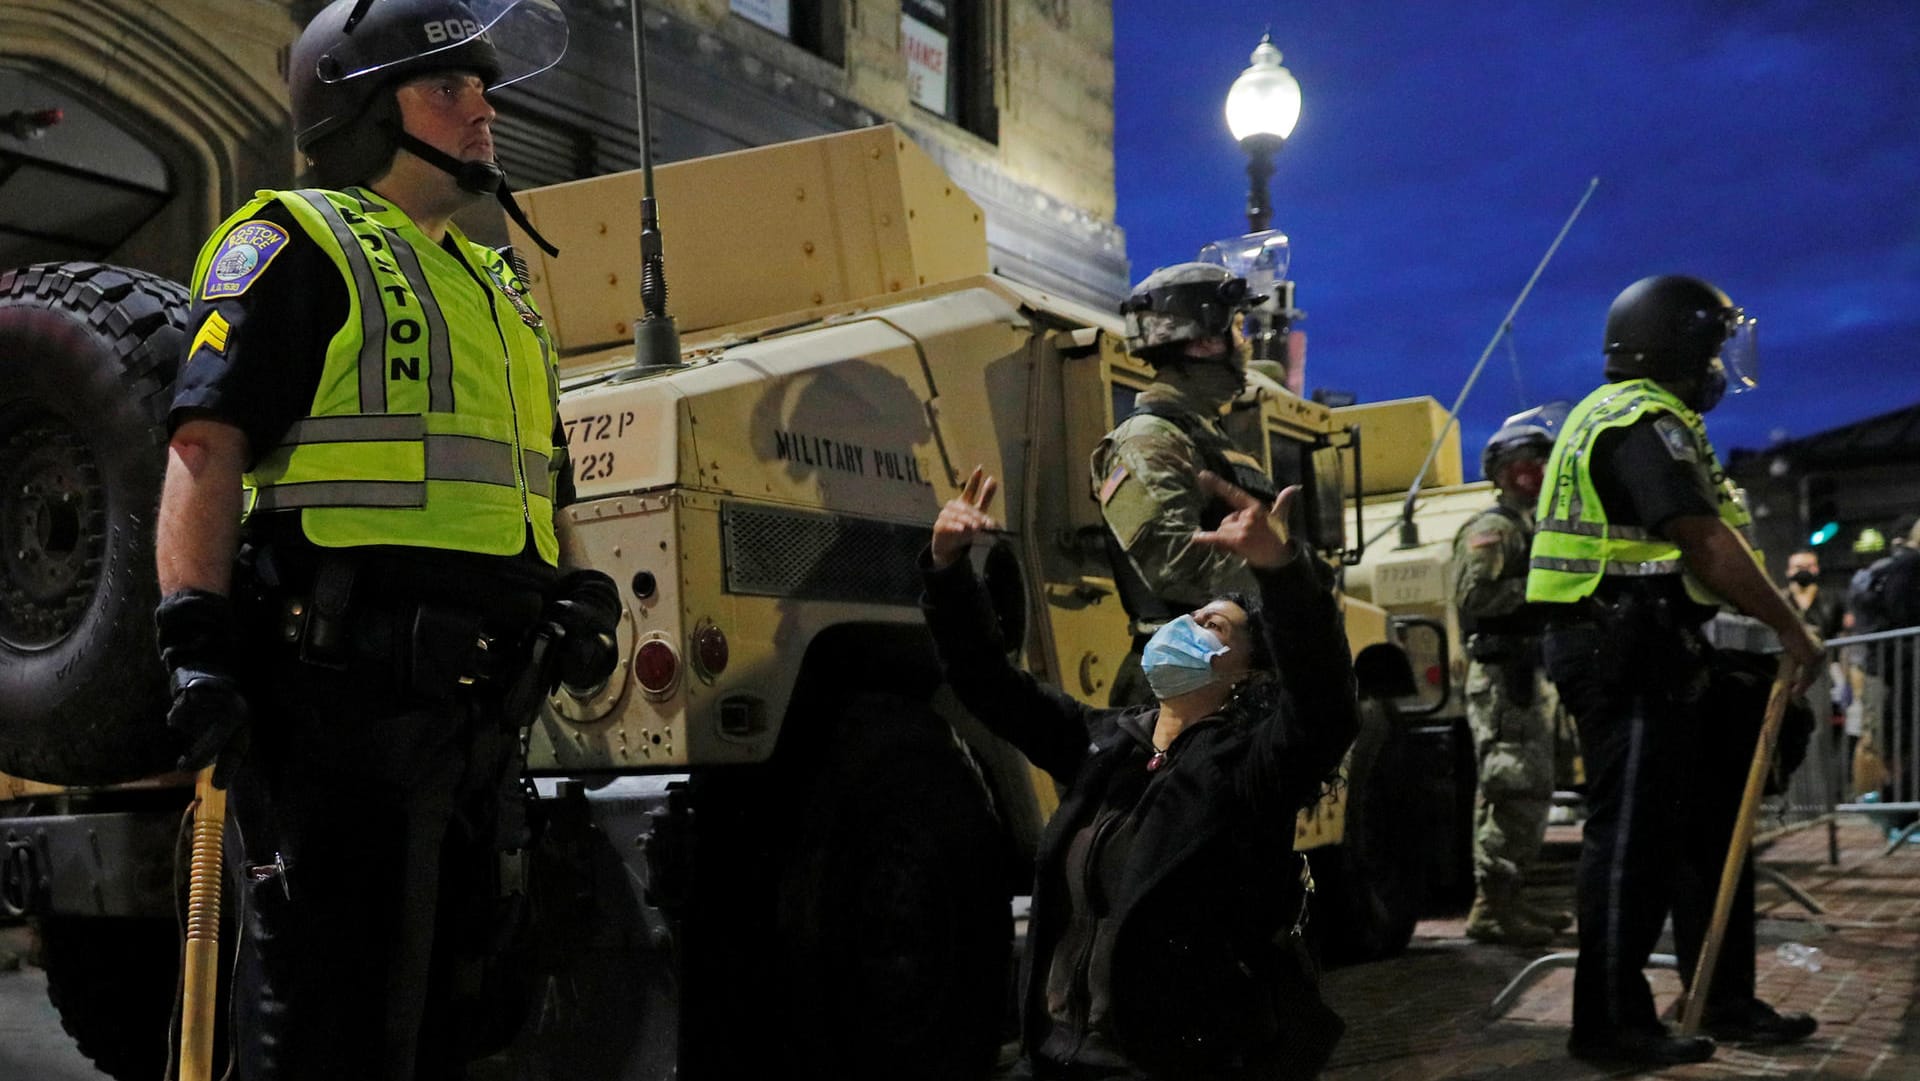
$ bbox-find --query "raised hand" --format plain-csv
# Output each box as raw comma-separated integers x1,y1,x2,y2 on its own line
931,466,1000,570
1190,471,1300,570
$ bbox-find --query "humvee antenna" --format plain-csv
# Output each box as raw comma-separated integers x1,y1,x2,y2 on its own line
618,0,682,376
343,0,375,33
1384,176,1598,550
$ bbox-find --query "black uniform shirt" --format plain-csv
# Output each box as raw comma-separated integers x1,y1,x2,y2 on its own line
172,200,344,460
1589,415,1717,535
1589,413,1719,617
169,195,569,593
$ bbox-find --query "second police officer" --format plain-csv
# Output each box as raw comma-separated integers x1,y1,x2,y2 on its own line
1092,263,1278,706
1527,275,1822,1067
1452,403,1574,947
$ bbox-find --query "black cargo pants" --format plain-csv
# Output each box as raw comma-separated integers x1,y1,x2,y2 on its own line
225,608,530,1081
1545,619,1756,1040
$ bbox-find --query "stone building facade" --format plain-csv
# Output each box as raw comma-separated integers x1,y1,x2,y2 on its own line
0,0,1125,306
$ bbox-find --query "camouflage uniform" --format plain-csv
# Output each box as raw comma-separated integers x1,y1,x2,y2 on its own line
1453,498,1566,944
1090,382,1273,706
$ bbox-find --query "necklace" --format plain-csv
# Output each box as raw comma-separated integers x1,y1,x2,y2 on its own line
1147,747,1168,772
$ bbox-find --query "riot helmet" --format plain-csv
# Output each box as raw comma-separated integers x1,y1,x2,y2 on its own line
1602,275,1757,411
1120,262,1264,365
1480,401,1568,482
290,0,567,189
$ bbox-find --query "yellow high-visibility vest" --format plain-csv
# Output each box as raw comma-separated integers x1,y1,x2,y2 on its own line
1527,378,1756,607
189,187,561,565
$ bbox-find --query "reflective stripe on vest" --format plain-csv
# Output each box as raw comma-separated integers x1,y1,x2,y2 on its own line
203,187,560,564
1525,379,1754,606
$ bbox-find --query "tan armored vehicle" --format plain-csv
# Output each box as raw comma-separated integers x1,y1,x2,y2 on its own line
0,127,1427,1080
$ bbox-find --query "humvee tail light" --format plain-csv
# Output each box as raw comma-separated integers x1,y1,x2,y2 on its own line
635,638,681,697
691,619,728,678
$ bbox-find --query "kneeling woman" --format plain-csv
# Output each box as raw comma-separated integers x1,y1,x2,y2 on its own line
924,468,1360,1081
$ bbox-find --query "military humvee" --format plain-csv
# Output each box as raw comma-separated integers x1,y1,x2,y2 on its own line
0,126,1429,1080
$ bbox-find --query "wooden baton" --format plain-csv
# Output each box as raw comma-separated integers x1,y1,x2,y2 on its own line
1677,655,1801,1036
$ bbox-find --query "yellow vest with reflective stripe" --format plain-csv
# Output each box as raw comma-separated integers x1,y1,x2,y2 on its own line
1526,379,1756,607
190,188,561,565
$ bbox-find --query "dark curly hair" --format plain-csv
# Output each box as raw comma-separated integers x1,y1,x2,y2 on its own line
1213,588,1343,812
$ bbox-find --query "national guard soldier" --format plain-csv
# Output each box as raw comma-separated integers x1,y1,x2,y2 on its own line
1528,275,1822,1068
1453,403,1572,947
1092,263,1277,706
153,2,619,1077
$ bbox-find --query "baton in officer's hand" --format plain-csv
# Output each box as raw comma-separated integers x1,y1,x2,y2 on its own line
1781,625,1824,698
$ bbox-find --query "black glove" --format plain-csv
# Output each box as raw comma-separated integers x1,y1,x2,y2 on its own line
154,589,251,789
547,570,621,692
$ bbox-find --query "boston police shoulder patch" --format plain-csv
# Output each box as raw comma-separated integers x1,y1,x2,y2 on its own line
1652,414,1698,463
202,220,292,300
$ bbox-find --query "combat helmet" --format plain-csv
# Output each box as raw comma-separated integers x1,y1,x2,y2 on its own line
1120,262,1262,363
1481,401,1569,481
290,0,567,189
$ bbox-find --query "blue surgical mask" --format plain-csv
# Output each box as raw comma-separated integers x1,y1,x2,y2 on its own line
1142,614,1230,700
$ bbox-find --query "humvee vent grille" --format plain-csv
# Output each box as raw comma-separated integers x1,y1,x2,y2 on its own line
721,502,925,606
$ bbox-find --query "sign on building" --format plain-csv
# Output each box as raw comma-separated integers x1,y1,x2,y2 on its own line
901,1,951,116
731,0,791,38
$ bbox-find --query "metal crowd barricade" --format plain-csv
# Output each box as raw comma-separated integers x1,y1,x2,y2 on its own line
1766,632,1844,868
1828,625,1920,857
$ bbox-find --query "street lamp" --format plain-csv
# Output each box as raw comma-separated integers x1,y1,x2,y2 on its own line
1224,34,1301,233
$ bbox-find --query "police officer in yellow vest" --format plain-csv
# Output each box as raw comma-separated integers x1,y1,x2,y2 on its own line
1528,275,1822,1069
153,3,618,1077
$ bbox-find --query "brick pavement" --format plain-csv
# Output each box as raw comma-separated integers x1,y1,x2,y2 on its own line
1320,815,1920,1080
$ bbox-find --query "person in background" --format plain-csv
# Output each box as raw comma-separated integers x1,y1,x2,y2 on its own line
1453,403,1573,947
1783,548,1844,639
1092,263,1277,706
1781,548,1846,765
1846,514,1920,831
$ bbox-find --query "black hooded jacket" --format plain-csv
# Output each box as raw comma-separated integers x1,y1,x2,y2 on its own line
921,551,1359,1078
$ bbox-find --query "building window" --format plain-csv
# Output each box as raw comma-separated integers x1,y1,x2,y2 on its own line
902,0,998,142
490,102,599,190
731,0,845,65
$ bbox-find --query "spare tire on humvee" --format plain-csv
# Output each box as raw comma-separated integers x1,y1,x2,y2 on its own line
0,262,189,784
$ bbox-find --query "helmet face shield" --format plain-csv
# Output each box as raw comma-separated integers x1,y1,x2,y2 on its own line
1721,313,1758,393
313,0,568,90
1481,400,1570,479
1197,229,1290,305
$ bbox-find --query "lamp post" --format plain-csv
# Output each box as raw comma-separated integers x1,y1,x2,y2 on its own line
1224,34,1301,234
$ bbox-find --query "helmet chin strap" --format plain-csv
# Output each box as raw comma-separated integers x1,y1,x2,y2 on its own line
395,131,560,258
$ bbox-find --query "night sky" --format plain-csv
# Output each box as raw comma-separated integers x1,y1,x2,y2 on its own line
1113,0,1920,469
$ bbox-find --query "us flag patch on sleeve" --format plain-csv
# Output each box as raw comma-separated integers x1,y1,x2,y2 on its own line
1098,464,1129,504
201,220,291,300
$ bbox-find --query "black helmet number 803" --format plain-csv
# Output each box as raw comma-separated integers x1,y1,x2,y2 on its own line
290,0,568,181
